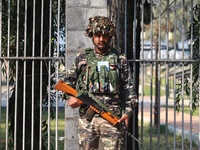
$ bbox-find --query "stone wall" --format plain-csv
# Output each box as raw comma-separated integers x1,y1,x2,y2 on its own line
64,1,107,149
65,0,107,69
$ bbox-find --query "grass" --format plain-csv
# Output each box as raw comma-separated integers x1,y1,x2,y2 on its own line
1,107,199,149
173,106,199,116
142,84,166,96
141,75,174,96
139,123,199,150
0,108,6,146
141,67,181,97
184,107,199,116
0,107,65,149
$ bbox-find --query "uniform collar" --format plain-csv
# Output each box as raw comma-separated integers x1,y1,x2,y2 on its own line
93,48,111,56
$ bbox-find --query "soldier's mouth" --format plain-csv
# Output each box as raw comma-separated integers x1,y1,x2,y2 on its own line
98,42,106,47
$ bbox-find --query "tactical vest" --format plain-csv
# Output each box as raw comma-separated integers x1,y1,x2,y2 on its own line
76,48,121,94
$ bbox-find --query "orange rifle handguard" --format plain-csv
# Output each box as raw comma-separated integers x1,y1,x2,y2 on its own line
54,79,121,127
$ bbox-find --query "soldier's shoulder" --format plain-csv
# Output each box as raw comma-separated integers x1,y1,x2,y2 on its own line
117,52,127,64
78,47,93,54
117,52,127,60
109,48,127,60
119,53,126,57
75,48,94,61
110,48,124,56
76,48,91,57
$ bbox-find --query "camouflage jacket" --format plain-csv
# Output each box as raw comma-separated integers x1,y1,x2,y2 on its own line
64,48,137,117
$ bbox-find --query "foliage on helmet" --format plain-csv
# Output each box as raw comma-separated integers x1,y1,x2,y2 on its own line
85,16,116,38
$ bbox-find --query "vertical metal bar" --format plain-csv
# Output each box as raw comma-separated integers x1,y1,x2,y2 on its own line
124,0,127,57
47,0,52,150
31,0,36,149
157,7,161,148
22,0,28,149
140,64,144,150
46,9,51,150
39,0,44,150
173,1,177,150
154,9,159,130
39,32,43,150
133,1,141,149
39,65,42,150
140,1,144,150
189,0,193,149
140,57,144,150
153,1,161,149
133,1,136,87
56,1,61,150
181,1,185,150
39,49,43,150
181,43,185,150
0,0,2,146
173,52,177,150
6,0,11,149
165,48,169,150
165,1,170,149
39,1,44,150
117,0,120,52
132,1,138,149
124,0,127,149
64,0,68,149
14,0,20,149
149,2,154,148
198,16,200,150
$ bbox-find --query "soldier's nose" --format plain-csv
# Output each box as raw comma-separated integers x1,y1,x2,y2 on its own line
99,36,103,41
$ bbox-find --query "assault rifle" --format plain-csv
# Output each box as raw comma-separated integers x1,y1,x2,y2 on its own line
54,79,140,144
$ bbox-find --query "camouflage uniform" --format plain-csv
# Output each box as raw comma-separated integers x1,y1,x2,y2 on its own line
64,16,137,150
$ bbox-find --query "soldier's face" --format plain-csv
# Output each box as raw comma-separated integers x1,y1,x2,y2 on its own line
93,33,111,51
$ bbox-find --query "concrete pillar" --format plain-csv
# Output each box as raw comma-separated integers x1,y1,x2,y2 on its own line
64,0,107,149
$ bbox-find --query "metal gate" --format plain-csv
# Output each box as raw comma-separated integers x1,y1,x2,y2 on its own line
136,0,200,150
0,0,199,150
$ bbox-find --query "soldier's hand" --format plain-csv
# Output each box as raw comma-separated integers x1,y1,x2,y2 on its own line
118,114,129,127
68,96,82,108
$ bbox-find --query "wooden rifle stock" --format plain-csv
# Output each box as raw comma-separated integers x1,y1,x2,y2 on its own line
54,79,82,106
54,79,124,129
54,79,141,143
54,79,77,96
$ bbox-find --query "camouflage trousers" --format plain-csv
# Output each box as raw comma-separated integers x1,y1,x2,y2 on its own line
78,115,124,150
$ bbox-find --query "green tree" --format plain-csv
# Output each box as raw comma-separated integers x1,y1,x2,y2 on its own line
176,3,200,112
1,0,65,149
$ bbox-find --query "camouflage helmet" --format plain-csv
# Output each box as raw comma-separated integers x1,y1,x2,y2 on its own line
85,16,116,38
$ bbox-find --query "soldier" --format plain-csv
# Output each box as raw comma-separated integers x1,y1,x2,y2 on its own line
64,15,137,150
